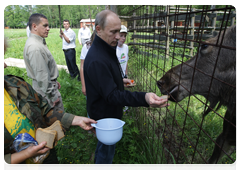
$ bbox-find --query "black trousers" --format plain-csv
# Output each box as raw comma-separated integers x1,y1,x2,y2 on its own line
63,48,80,80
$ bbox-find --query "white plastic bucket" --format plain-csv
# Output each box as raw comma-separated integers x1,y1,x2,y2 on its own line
91,118,125,145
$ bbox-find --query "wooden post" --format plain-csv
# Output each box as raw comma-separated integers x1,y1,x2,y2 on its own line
165,6,170,59
190,8,195,57
170,20,174,42
211,5,217,34
133,9,136,43
88,5,93,31
110,5,117,14
147,6,149,27
231,10,236,26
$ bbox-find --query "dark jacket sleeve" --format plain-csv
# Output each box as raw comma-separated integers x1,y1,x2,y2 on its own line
87,60,149,107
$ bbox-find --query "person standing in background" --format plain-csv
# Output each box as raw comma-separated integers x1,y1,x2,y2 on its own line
23,13,64,111
80,26,96,96
116,25,129,78
60,19,80,81
78,22,91,46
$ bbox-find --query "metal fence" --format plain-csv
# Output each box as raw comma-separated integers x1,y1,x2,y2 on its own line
123,5,236,164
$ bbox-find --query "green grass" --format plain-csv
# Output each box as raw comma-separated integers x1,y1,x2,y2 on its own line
4,28,82,67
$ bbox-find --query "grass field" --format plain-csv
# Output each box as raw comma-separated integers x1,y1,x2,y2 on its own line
4,28,236,164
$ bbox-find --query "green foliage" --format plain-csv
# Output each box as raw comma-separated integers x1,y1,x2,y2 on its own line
4,5,106,28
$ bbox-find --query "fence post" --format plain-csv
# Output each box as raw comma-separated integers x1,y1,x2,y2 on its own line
165,6,170,59
190,8,195,57
147,6,149,26
154,7,159,43
211,6,217,34
231,10,236,26
133,8,136,43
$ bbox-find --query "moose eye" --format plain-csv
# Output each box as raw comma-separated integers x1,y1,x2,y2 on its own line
201,44,208,49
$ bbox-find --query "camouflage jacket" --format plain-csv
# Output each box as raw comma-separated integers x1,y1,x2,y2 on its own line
4,75,75,163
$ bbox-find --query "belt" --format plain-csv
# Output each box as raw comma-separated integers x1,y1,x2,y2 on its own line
63,48,75,52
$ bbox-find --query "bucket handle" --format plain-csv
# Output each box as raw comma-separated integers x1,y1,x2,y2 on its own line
91,123,97,128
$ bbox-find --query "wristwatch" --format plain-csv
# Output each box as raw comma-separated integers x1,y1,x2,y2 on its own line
124,75,128,78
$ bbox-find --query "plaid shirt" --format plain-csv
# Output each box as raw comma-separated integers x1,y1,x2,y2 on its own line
4,75,74,163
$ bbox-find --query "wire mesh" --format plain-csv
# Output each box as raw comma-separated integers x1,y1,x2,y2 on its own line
124,5,236,164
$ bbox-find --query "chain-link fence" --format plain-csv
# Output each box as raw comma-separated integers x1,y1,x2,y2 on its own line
123,5,236,164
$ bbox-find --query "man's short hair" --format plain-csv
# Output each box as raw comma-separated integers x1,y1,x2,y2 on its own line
95,10,117,30
63,19,70,24
29,13,47,31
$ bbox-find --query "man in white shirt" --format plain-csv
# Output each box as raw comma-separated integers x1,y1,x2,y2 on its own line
60,19,80,81
78,22,91,46
116,25,129,78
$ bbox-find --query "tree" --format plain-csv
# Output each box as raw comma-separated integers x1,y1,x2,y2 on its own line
4,5,113,29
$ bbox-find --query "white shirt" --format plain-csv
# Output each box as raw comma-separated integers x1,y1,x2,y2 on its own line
26,26,30,37
78,27,91,43
116,44,129,77
80,43,90,60
62,28,76,50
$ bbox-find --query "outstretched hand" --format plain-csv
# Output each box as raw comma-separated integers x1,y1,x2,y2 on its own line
145,93,170,108
71,116,97,131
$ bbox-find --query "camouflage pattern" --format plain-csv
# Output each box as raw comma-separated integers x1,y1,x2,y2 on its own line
4,75,75,163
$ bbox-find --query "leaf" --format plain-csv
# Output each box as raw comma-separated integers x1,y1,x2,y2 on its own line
71,143,77,148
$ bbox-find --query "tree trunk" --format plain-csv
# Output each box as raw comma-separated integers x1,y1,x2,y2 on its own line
110,5,117,14
88,5,93,30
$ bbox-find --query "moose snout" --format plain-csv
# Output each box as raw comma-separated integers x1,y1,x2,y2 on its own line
157,80,165,88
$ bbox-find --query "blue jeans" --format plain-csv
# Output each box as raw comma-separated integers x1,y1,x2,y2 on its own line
94,140,116,164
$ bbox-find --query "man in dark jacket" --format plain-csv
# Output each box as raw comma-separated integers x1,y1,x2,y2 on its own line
84,10,169,164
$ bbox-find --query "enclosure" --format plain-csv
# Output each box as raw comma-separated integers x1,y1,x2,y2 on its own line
123,5,236,164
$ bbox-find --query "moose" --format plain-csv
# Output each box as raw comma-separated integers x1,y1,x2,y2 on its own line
157,25,236,163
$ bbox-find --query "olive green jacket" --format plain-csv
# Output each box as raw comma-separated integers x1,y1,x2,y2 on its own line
4,75,75,164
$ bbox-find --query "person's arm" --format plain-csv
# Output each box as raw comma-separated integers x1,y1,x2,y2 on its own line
10,142,49,164
125,45,129,77
80,45,88,96
86,61,146,107
125,63,128,77
78,29,82,45
60,30,69,43
86,61,169,108
88,29,92,39
80,60,86,96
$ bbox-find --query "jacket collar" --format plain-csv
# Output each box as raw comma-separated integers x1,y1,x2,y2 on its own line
93,34,117,55
30,33,46,45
